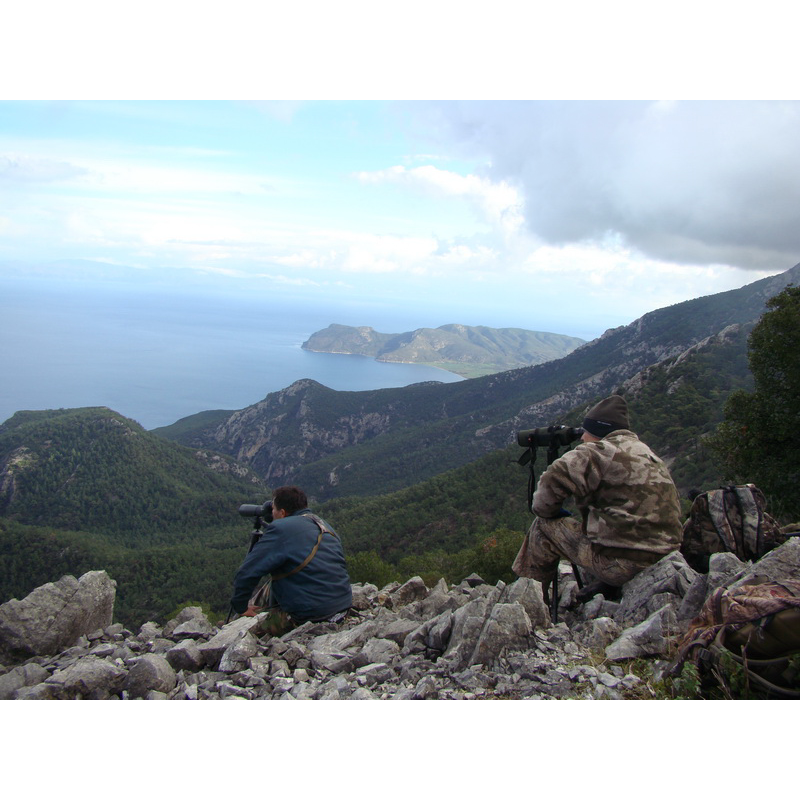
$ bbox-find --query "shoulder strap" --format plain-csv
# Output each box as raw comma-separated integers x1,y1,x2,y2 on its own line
707,489,738,553
271,514,337,582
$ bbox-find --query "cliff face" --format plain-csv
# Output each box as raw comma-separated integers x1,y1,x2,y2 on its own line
155,263,800,499
206,379,399,486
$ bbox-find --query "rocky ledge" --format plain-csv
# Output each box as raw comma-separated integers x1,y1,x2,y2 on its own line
2,539,798,700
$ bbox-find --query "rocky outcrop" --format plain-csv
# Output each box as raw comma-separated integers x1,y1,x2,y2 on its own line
0,571,116,664
2,540,797,700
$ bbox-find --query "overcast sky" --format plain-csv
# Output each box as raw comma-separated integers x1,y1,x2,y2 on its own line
2,5,799,342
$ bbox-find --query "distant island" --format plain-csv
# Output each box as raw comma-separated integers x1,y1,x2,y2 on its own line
301,323,586,378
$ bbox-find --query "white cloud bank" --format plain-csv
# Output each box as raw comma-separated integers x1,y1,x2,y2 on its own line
413,100,800,272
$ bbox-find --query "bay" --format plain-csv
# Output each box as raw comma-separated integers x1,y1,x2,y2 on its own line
0,279,463,430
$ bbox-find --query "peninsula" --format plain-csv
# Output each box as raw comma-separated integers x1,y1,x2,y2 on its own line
301,323,586,378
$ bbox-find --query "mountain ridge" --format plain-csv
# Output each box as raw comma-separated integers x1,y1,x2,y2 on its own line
155,262,800,500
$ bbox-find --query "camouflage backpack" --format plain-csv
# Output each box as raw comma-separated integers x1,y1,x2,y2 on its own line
668,579,800,699
680,484,785,573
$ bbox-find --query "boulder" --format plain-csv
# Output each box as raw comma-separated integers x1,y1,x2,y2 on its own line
389,577,429,608
0,571,116,663
124,654,177,698
196,615,261,669
605,605,678,661
46,655,127,699
730,537,800,588
613,552,697,627
166,639,207,672
0,663,50,700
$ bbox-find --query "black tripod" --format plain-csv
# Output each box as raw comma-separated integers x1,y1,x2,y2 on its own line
518,433,583,624
224,504,270,624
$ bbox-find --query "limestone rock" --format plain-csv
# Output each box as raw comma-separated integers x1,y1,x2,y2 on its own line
0,663,50,700
4,561,743,700
47,656,127,699
196,616,261,669
166,639,206,672
0,571,116,663
390,577,429,608
605,605,678,661
124,654,177,698
613,552,697,627
730,538,800,588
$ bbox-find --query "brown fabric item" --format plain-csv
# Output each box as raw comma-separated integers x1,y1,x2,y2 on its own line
677,579,800,661
680,484,786,572
512,515,661,586
531,430,682,555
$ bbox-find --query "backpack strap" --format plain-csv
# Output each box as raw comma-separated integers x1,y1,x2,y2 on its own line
271,514,337,582
707,489,738,553
733,484,762,558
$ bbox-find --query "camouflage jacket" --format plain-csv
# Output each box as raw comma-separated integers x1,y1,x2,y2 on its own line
532,429,682,555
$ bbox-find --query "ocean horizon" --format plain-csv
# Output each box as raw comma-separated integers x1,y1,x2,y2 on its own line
1,278,463,430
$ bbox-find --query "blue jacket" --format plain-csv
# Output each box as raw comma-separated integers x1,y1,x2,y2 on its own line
230,509,352,620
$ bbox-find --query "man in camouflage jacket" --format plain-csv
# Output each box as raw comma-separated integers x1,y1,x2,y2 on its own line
512,395,682,595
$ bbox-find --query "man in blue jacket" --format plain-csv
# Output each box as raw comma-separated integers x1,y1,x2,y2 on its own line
230,486,352,628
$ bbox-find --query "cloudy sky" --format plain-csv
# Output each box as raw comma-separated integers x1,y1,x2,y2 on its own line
2,5,799,342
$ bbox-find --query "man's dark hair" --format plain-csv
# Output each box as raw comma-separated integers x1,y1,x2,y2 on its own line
272,486,308,515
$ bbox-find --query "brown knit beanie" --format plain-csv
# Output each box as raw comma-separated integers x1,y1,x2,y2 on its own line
582,395,630,438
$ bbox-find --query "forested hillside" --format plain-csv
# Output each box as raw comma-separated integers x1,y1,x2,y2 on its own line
1,266,796,628
155,262,799,501
0,407,264,543
316,321,758,583
0,407,268,626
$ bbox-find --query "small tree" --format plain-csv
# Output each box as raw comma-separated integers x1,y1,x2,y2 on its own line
709,286,800,521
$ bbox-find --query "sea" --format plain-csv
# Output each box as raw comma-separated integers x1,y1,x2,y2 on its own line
0,279,463,430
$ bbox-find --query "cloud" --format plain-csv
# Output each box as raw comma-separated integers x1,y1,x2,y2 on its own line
0,154,88,183
355,164,524,236
417,101,800,271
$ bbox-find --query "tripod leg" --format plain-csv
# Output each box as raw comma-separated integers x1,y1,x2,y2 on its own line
547,570,559,624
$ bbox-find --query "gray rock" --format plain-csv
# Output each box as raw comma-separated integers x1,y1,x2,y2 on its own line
469,603,533,667
124,654,177,698
379,617,420,645
47,656,127,699
196,616,261,669
499,577,551,629
402,610,454,655
354,662,395,687
136,621,163,641
350,584,379,610
390,577,429,608
359,637,400,665
162,606,211,637
606,605,678,661
580,617,622,651
442,589,502,669
218,631,260,673
0,571,116,663
677,551,748,622
14,683,58,700
415,578,468,618
171,617,216,639
614,553,697,627
166,639,206,672
731,538,800,588
310,650,354,675
0,663,50,699
5,561,724,701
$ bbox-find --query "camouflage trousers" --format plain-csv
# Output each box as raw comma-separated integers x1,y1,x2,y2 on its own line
512,515,661,586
